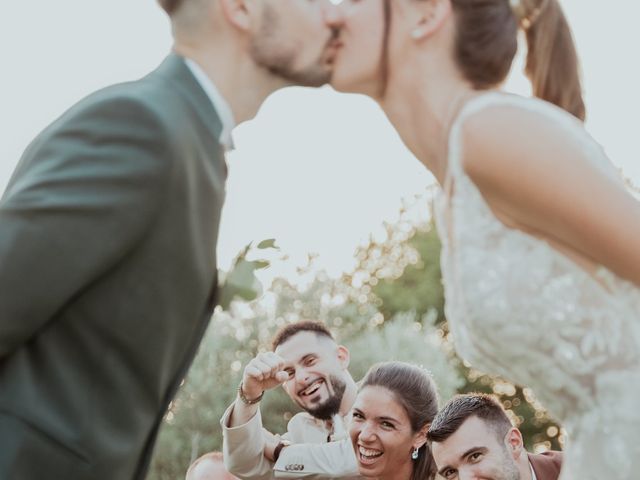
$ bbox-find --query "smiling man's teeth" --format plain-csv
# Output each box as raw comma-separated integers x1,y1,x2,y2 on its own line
301,380,323,396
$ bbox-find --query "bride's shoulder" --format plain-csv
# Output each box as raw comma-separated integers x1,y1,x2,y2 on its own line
464,91,576,113
448,91,617,232
455,92,592,184
459,92,582,137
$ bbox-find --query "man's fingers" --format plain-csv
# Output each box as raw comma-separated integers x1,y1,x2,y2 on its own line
245,361,282,384
259,352,285,371
244,365,266,382
249,353,285,375
252,359,278,378
244,352,288,390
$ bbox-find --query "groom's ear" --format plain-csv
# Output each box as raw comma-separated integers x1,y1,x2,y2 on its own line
219,0,253,31
409,0,452,41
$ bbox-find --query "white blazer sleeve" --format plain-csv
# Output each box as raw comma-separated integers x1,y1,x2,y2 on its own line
221,403,275,480
273,438,360,479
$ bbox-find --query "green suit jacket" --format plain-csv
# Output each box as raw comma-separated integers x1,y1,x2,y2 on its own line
0,54,225,479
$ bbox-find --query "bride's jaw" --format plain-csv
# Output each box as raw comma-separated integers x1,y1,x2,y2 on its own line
330,54,385,98
328,28,387,98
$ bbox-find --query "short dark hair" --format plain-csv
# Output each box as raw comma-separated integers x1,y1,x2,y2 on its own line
271,321,334,350
427,393,512,443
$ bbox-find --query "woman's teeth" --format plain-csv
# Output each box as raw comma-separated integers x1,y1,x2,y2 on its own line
358,446,383,463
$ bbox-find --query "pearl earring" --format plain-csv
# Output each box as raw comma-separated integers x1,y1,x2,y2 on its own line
411,447,419,460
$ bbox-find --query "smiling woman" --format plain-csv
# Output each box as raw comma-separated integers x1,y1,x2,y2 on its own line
349,362,440,480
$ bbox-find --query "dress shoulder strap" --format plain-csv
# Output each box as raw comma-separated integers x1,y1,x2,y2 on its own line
444,91,619,188
446,92,527,183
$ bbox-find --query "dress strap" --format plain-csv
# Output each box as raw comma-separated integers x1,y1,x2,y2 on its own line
443,91,510,191
443,91,619,191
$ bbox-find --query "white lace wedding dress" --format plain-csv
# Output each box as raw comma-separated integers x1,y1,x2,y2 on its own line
434,92,640,479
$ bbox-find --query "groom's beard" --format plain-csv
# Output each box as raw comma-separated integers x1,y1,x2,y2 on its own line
300,375,347,421
250,5,338,87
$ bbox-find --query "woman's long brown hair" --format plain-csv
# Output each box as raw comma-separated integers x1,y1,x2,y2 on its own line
380,0,585,120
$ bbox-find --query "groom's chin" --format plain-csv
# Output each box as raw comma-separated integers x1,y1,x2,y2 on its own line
280,66,331,88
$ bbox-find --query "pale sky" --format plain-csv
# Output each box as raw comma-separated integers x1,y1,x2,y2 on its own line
2,1,639,282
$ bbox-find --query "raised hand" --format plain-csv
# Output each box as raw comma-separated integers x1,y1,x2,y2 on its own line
241,352,290,401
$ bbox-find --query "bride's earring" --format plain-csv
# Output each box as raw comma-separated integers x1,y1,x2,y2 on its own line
411,447,419,460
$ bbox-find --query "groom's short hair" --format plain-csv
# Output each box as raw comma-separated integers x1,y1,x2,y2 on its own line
428,393,512,443
157,0,185,15
158,0,211,16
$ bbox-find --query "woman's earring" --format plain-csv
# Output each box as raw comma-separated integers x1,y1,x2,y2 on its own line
411,447,419,460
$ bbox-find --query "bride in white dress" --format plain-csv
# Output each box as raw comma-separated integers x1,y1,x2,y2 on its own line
330,0,640,478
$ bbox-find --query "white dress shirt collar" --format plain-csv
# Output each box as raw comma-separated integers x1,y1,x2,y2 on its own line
529,460,538,480
184,58,236,151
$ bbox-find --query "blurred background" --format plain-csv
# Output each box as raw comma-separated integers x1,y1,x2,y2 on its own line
2,1,639,478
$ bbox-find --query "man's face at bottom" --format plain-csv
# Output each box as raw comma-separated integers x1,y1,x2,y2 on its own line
187,457,238,480
276,331,348,420
249,0,342,87
431,416,521,480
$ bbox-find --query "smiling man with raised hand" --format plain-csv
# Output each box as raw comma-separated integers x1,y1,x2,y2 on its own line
222,321,361,479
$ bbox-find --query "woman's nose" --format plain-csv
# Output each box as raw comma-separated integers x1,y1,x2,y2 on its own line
359,422,377,441
324,2,346,28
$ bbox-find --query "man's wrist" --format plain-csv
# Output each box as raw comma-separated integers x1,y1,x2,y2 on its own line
238,381,264,405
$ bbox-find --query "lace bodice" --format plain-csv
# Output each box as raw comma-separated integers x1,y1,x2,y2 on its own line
434,92,640,479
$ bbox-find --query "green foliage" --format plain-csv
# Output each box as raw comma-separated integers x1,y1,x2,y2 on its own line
372,229,445,324
257,239,279,250
344,313,463,401
217,241,279,310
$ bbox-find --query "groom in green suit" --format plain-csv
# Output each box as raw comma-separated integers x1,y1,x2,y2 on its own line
0,0,343,478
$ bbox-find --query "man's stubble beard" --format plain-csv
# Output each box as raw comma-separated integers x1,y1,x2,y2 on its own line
298,375,347,421
249,4,335,87
497,446,521,480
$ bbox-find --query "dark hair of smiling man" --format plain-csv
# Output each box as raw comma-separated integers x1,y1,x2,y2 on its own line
271,320,335,350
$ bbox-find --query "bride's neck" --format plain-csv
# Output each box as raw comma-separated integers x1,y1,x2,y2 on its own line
378,73,475,186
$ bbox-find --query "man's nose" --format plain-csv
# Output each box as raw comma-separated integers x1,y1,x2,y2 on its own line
458,469,479,480
295,368,310,385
